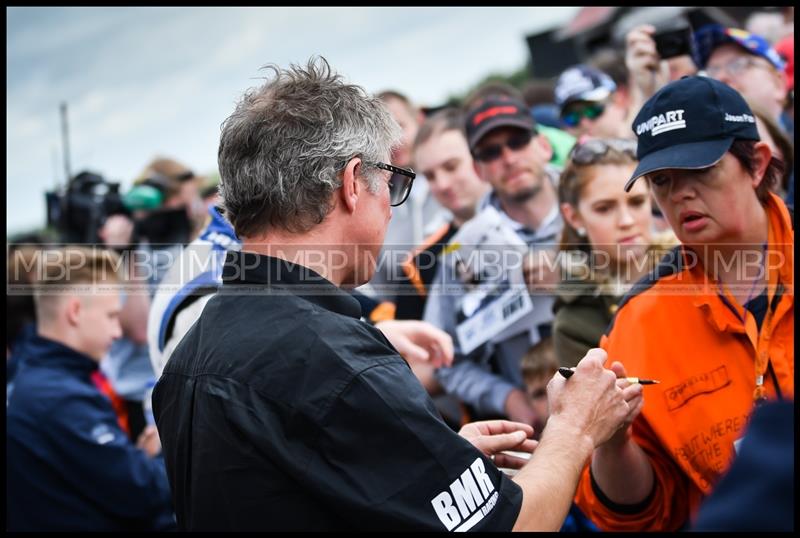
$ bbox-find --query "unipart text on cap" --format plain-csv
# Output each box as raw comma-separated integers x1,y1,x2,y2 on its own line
636,109,686,137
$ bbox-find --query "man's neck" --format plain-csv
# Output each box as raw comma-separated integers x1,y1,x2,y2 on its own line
36,326,96,362
242,228,352,286
498,180,558,232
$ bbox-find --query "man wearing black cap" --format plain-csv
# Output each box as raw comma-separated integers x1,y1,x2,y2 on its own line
424,94,563,430
573,75,794,531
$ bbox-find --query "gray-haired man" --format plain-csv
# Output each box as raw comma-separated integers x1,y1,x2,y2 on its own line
153,57,636,531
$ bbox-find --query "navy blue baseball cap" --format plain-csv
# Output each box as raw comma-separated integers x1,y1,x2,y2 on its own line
693,24,786,71
554,65,617,111
625,76,760,192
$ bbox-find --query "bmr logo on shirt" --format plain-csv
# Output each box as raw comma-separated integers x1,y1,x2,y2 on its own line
431,457,500,532
636,109,686,136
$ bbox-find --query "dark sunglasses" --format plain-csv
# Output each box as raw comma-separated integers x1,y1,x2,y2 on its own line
366,162,416,206
472,130,535,163
562,102,605,128
569,138,638,166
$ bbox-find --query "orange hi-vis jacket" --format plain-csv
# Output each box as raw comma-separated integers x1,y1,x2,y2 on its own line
575,193,794,531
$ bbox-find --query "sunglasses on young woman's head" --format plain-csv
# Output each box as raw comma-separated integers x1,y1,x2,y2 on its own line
365,161,416,206
569,138,638,165
561,102,606,128
472,130,535,163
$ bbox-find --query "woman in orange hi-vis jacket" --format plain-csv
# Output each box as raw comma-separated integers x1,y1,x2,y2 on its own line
573,76,794,531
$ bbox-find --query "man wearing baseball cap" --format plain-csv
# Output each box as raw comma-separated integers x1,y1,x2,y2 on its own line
694,24,790,137
573,75,794,531
554,64,631,139
424,93,562,431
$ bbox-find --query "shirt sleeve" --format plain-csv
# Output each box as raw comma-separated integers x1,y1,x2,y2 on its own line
308,359,522,531
573,328,696,531
46,392,176,529
574,411,694,531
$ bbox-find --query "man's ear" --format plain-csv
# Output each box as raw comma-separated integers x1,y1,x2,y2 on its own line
65,296,82,327
340,156,362,214
536,131,554,162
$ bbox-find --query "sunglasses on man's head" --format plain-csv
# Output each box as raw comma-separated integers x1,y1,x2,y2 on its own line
366,162,416,206
569,138,637,166
562,102,606,128
472,130,535,163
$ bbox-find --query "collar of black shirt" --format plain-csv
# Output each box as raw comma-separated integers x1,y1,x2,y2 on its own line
221,251,362,319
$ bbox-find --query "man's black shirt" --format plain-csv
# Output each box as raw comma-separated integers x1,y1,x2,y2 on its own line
153,251,522,531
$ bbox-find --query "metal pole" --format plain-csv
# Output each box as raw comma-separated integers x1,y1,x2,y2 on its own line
60,102,71,182
51,146,60,189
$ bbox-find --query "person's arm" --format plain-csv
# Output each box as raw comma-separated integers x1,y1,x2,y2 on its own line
238,356,527,531
623,24,670,133
50,393,175,527
424,265,522,418
374,319,453,368
119,258,150,345
154,295,213,378
589,361,653,505
511,349,641,531
435,357,517,417
99,216,150,345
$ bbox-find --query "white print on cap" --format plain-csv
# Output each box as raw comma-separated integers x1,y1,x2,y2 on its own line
636,109,686,137
431,457,499,532
725,112,755,123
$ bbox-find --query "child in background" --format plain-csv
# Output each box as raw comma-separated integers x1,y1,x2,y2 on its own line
520,337,559,437
521,337,599,533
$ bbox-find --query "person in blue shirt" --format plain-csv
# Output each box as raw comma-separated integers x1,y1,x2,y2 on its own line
692,401,794,531
6,246,175,531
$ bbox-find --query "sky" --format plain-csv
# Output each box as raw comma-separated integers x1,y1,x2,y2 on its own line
6,6,582,236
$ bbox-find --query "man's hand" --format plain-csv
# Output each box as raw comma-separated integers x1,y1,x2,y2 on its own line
546,348,631,448
375,319,454,368
459,420,538,470
136,425,162,458
625,24,670,101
